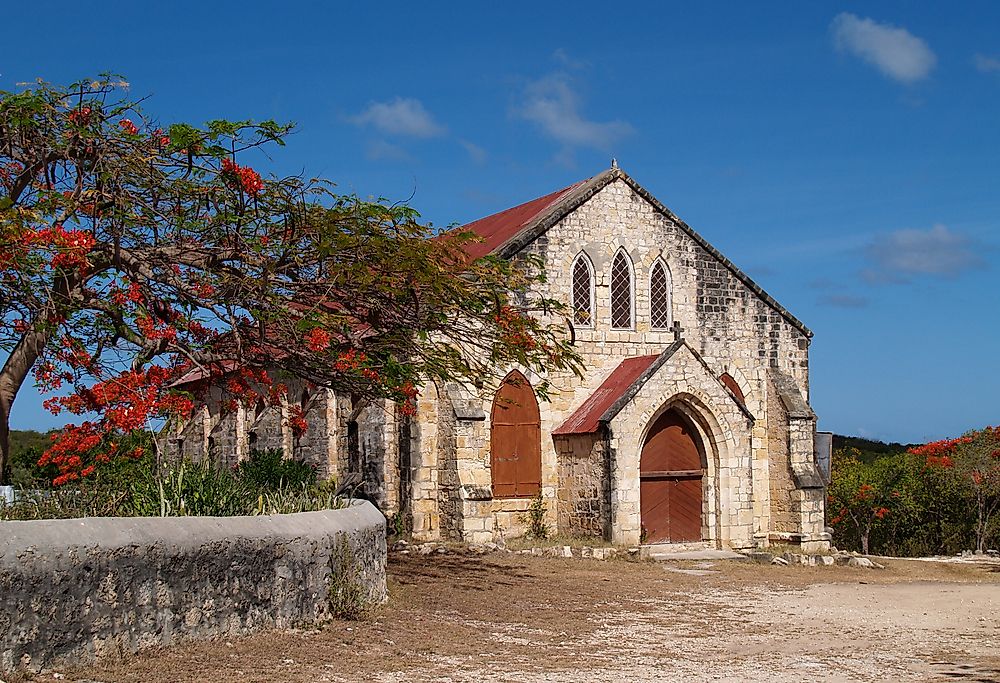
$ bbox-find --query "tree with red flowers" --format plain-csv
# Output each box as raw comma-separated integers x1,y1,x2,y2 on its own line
0,77,583,485
827,448,907,554
910,427,1000,553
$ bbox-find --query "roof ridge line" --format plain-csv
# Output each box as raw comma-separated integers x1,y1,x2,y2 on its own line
489,166,811,339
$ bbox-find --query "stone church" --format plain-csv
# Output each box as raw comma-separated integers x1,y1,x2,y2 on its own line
168,165,831,552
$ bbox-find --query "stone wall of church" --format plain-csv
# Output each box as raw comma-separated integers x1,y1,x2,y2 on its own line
511,177,814,543
168,381,375,496
766,377,798,534
408,389,442,541
554,433,610,538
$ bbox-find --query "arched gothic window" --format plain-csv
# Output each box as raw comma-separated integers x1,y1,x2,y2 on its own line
649,259,672,330
571,252,595,327
610,249,634,329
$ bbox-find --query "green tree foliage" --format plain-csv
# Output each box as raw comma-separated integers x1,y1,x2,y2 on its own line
828,427,1000,556
0,77,583,486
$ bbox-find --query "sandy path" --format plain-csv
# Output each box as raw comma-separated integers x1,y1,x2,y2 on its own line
50,553,1000,683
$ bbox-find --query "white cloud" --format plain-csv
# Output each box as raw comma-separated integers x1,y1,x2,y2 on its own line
350,97,445,138
975,54,1000,73
553,48,588,70
459,139,487,164
864,224,985,281
515,74,633,153
831,13,936,83
365,138,412,162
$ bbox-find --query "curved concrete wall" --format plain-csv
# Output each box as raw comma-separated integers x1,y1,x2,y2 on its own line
0,501,386,673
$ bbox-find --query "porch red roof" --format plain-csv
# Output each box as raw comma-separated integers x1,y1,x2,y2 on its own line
552,354,660,435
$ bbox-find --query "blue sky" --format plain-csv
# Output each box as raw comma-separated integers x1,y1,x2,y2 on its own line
2,1,998,443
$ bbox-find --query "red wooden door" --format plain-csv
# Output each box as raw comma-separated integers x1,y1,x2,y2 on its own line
491,372,541,498
640,409,704,543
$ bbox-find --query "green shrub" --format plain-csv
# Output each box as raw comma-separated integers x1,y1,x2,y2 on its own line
237,448,317,489
828,446,989,556
0,451,341,520
520,491,549,540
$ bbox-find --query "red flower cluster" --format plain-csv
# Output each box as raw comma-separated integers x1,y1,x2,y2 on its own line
397,381,418,417
926,455,954,469
221,158,263,196
193,282,215,298
153,128,170,148
39,366,195,485
494,305,538,352
12,224,97,273
68,106,93,126
119,119,139,135
288,405,308,438
0,161,24,188
909,437,972,458
305,327,332,352
334,348,367,372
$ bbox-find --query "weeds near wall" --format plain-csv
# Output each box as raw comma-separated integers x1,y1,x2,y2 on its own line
0,450,344,520
328,533,369,620
520,492,549,540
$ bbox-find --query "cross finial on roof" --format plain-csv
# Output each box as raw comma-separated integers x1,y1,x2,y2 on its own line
611,157,618,169
671,320,683,341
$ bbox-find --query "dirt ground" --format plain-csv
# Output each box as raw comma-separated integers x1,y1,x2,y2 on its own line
51,552,1000,683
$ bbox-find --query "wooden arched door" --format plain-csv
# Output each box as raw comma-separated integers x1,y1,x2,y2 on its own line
490,371,541,498
640,409,704,543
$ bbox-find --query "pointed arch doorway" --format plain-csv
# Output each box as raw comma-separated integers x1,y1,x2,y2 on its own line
640,408,705,543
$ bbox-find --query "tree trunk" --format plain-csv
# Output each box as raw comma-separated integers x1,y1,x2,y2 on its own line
861,527,870,556
976,496,987,554
0,399,10,487
0,329,49,485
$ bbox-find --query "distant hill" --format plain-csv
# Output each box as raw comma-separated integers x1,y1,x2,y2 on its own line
832,434,916,454
8,429,55,455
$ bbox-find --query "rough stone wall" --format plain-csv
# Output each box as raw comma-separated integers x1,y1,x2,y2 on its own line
555,433,610,538
290,388,337,481
408,388,442,540
766,376,797,534
349,400,398,515
169,378,340,480
0,502,386,675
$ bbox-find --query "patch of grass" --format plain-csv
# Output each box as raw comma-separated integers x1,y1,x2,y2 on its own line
328,534,370,621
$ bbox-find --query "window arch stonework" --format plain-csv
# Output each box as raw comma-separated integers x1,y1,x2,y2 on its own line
571,253,595,327
610,249,634,329
650,259,672,330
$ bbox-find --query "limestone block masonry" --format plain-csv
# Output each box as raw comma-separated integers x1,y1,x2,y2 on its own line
0,501,387,674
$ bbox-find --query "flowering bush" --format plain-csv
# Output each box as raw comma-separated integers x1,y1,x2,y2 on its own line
828,427,1000,555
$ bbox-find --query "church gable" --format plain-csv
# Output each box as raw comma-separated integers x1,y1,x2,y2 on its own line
461,167,810,342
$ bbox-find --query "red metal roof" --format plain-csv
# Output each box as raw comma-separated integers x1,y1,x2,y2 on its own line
459,180,587,259
553,354,660,435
